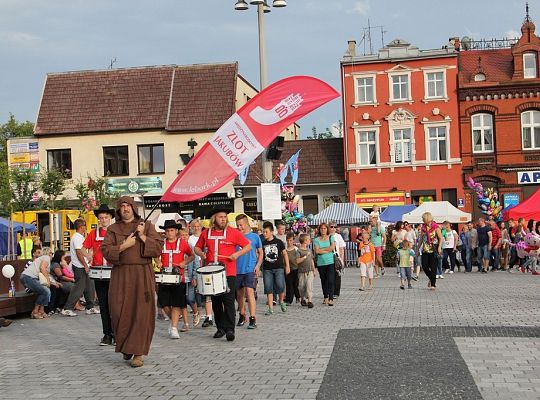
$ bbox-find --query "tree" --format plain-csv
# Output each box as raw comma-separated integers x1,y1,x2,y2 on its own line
40,168,67,211
0,162,11,216
0,114,34,162
306,120,343,139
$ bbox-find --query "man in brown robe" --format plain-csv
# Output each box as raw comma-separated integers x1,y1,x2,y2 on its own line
101,196,162,368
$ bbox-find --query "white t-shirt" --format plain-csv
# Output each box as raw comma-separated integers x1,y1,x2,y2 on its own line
70,232,86,268
332,233,346,261
404,229,417,245
22,255,50,279
189,234,201,263
442,230,457,249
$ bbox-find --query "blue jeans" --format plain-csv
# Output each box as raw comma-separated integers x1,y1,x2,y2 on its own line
436,254,443,276
465,247,473,272
263,269,285,295
490,248,501,270
20,274,51,306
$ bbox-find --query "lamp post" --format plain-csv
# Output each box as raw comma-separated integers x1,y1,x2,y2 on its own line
234,0,287,182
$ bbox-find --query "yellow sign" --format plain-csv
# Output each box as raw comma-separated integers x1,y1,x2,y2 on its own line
9,153,30,164
355,191,406,208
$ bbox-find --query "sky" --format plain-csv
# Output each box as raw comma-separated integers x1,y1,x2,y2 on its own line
0,0,536,138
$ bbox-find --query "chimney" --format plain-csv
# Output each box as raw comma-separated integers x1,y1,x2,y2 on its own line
347,40,357,57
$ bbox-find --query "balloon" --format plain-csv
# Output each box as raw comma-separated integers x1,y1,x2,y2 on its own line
307,213,314,222
2,264,15,279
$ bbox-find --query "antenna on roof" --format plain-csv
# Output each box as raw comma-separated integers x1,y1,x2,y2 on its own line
358,19,386,55
109,58,117,69
525,2,530,22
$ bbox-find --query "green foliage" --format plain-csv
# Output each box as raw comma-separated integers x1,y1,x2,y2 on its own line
0,113,34,162
0,162,11,216
39,168,67,210
74,175,117,212
306,120,343,140
10,166,39,213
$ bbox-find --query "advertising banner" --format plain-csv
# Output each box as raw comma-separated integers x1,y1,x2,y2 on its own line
355,192,406,208
161,76,339,202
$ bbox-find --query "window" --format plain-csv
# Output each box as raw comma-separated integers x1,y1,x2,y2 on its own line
391,74,409,101
103,146,129,176
522,110,540,150
138,144,165,174
393,128,412,163
357,131,377,165
523,53,537,79
355,76,375,103
47,149,72,178
471,113,494,153
428,126,447,161
426,71,445,98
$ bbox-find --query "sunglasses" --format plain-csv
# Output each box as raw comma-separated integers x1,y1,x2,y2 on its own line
330,226,337,228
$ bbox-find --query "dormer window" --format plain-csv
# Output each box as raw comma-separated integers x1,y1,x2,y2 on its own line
474,73,486,82
523,53,537,79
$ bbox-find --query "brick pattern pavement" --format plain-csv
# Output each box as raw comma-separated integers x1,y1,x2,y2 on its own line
0,269,539,399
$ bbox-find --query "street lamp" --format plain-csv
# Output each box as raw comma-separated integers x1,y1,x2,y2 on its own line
234,0,287,182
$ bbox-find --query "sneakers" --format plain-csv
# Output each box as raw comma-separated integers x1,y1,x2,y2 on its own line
444,269,450,274
400,285,405,290
169,327,180,339
381,267,385,276
280,302,287,312
449,271,454,274
192,312,200,327
179,324,189,332
61,309,77,317
237,313,247,327
411,276,418,281
265,307,273,315
408,284,413,289
439,275,445,279
100,335,113,346
202,316,213,328
213,329,225,338
248,316,257,329
85,307,100,315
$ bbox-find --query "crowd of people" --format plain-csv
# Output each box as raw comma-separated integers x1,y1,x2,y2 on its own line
13,197,540,367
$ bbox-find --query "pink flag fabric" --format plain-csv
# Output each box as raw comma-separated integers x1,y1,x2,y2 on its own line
161,76,339,202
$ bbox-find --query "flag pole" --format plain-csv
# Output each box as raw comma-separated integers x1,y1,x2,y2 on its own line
143,199,161,223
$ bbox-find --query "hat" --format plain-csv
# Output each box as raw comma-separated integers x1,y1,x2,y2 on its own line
93,204,115,218
209,207,231,218
159,219,182,230
115,196,141,221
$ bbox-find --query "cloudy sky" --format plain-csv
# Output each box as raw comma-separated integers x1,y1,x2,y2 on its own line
0,0,535,137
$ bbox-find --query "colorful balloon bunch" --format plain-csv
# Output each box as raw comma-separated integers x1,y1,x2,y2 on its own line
466,177,502,221
281,185,307,233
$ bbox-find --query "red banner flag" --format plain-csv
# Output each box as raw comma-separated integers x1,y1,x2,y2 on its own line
161,76,339,202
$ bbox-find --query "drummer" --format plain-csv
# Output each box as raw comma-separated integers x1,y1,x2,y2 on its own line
83,204,115,346
158,219,194,339
194,208,251,342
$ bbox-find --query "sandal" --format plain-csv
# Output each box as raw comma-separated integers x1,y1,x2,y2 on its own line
31,313,43,319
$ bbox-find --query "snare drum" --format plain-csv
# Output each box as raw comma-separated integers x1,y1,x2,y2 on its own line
155,272,182,285
196,263,227,296
89,266,112,280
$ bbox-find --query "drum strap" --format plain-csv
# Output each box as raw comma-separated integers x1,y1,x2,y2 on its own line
208,228,227,264
94,228,108,266
162,239,181,269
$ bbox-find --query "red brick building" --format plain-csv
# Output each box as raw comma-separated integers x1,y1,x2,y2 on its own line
341,39,464,210
458,14,540,218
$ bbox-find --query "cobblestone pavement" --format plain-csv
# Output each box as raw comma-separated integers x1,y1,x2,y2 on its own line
1,269,539,400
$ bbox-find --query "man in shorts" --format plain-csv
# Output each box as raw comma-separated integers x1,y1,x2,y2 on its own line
476,218,492,273
235,214,263,329
261,223,290,315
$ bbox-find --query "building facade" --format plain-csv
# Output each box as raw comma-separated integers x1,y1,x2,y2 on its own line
341,39,464,211
458,14,540,219
16,63,298,219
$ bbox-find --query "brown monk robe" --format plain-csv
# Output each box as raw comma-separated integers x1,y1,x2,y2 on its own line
101,196,161,367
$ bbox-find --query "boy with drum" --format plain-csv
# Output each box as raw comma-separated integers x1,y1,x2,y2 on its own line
83,204,115,346
194,208,251,342
158,220,194,339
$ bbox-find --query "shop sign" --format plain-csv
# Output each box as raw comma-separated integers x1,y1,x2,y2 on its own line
503,193,520,208
107,177,162,194
517,170,540,185
355,191,406,208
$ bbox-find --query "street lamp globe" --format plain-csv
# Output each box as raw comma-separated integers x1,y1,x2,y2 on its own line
263,1,271,13
249,0,264,4
234,0,248,10
272,0,287,7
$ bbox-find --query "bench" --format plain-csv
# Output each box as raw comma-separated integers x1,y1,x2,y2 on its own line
0,260,37,317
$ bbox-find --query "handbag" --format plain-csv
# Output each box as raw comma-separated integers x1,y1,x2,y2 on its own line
38,272,50,287
334,252,344,275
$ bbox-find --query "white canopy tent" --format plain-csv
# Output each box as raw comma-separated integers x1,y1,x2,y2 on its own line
150,212,185,232
401,201,471,224
312,203,370,226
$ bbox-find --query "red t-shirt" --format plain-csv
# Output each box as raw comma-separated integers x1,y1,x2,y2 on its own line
491,226,501,248
160,238,193,282
83,228,108,266
196,227,249,276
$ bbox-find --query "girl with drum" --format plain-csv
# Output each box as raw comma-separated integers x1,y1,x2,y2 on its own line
157,220,195,339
